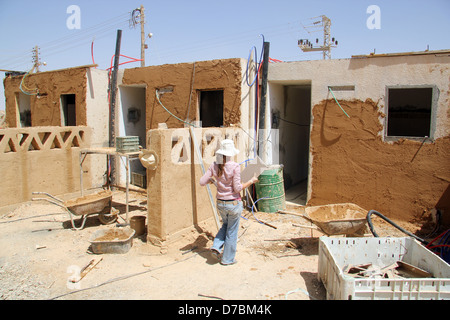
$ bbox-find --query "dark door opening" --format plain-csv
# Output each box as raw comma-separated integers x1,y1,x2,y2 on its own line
199,90,223,127
61,94,76,126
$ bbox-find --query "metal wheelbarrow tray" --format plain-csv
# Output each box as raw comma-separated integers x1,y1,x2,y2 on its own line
32,190,118,230
303,203,368,236
89,227,135,254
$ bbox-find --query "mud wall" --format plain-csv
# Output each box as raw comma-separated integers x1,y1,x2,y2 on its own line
4,67,88,128
309,98,450,223
146,127,245,245
0,126,92,207
121,58,243,130
268,53,450,223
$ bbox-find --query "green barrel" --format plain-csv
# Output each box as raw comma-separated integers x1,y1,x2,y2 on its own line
254,166,286,213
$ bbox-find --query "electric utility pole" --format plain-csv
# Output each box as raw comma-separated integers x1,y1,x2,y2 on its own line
140,4,145,67
298,15,338,60
32,46,41,72
130,5,150,66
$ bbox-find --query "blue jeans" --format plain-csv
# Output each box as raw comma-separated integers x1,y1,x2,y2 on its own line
211,200,243,265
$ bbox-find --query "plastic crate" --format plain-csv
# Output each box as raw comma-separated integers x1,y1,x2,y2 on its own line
116,136,139,153
131,172,147,188
318,237,450,300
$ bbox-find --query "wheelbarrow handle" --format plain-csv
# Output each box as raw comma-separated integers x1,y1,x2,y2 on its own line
32,197,67,209
277,210,314,223
292,223,319,230
32,192,64,204
32,196,87,231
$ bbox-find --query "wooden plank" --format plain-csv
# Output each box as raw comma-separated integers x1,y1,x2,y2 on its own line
70,257,103,283
396,261,432,278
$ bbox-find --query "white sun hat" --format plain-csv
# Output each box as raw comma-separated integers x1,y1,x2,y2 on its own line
215,139,240,157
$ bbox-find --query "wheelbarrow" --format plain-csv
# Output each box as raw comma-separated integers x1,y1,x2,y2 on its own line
288,203,368,236
32,190,118,230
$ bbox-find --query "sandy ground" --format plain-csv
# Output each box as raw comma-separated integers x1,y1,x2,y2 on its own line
0,189,426,301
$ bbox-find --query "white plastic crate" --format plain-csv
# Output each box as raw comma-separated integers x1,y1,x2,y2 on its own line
318,237,450,300
116,136,139,153
131,172,147,188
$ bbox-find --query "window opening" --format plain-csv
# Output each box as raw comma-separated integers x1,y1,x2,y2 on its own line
60,94,76,126
199,90,224,127
16,93,31,127
386,87,434,138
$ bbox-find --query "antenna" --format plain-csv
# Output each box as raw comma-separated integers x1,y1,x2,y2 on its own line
298,15,338,59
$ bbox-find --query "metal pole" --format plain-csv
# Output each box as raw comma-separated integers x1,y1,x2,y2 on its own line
80,152,84,196
109,29,122,186
126,155,130,223
258,41,270,161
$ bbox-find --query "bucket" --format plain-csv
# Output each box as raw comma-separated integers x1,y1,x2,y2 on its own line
130,215,146,236
254,166,286,213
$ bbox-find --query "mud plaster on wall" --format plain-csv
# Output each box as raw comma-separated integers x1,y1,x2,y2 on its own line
308,98,450,223
121,59,242,129
4,68,87,127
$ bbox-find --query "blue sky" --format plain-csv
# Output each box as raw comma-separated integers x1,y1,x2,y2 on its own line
1,0,449,110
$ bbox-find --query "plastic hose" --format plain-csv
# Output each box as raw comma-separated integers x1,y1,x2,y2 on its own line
248,197,269,225
366,210,428,245
19,66,39,96
245,34,265,87
107,54,143,103
328,87,350,118
245,46,259,87
91,39,96,66
155,90,197,128
426,229,450,249
368,210,450,262
427,229,450,262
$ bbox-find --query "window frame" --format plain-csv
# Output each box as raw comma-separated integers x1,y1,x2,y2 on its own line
384,85,438,142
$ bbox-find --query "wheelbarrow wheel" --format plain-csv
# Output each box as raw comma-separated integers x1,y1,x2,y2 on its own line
98,207,119,225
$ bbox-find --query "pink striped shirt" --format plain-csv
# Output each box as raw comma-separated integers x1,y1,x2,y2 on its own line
199,161,243,200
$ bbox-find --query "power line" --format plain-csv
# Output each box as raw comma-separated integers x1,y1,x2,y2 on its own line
41,19,130,58
39,12,130,50
0,49,34,70
1,15,312,71
155,20,303,59
151,23,303,63
0,12,131,70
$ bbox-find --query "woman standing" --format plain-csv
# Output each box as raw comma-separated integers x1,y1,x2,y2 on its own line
199,139,258,265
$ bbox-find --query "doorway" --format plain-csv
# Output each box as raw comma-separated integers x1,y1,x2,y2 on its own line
119,85,147,188
271,84,311,205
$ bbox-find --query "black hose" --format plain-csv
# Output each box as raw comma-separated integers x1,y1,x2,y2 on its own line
366,210,428,245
